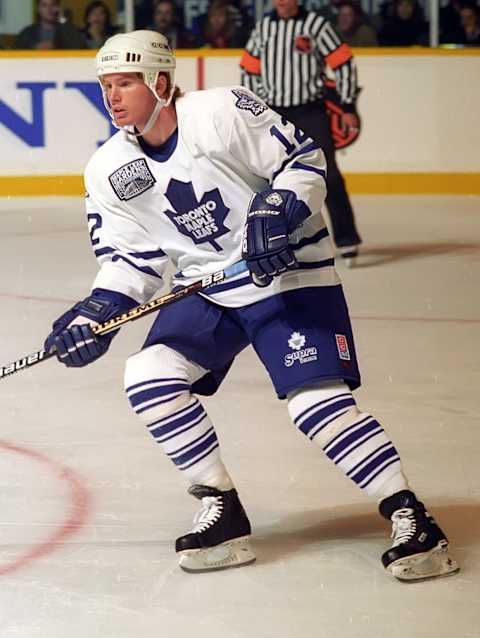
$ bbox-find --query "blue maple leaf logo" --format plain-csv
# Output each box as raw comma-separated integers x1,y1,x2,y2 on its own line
163,179,230,251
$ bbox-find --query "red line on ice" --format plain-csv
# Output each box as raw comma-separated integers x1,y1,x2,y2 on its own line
0,440,91,576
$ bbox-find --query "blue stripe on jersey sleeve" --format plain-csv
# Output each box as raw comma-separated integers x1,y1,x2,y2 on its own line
272,141,320,181
290,161,327,179
111,254,163,279
128,249,166,260
94,246,115,257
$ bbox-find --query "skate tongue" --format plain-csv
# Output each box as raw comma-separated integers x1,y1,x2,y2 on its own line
188,484,222,500
379,490,418,520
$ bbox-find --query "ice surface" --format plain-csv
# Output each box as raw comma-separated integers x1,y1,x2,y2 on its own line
0,195,478,638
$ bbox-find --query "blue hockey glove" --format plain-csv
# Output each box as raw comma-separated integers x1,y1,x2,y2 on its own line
44,288,138,368
242,188,310,287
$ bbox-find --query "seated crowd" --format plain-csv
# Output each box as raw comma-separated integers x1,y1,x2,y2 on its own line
1,0,479,49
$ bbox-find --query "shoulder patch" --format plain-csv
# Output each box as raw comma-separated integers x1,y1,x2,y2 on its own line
231,89,267,117
108,158,156,201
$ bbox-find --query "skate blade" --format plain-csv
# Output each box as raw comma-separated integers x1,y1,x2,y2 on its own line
179,536,256,573
388,542,459,582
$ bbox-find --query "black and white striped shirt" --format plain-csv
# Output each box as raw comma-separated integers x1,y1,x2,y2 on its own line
240,8,358,109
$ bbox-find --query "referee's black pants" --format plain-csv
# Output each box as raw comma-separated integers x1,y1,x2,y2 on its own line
272,101,361,248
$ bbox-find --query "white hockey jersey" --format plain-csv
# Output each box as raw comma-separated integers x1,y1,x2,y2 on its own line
84,86,339,308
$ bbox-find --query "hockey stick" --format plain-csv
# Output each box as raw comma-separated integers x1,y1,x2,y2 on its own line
0,260,248,381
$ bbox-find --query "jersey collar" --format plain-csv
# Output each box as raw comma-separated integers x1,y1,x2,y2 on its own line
138,128,179,163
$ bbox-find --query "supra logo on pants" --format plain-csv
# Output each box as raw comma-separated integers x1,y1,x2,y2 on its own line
284,332,318,367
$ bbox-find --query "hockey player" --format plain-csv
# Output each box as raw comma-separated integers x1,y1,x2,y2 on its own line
44,30,458,581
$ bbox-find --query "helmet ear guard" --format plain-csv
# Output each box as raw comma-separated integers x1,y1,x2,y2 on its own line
96,30,177,137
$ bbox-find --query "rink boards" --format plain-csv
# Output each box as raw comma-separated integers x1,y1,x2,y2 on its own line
0,48,479,195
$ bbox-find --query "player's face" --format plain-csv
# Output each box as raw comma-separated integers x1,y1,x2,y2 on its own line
102,73,157,128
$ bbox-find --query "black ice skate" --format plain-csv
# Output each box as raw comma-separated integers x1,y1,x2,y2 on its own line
379,490,459,582
176,485,256,573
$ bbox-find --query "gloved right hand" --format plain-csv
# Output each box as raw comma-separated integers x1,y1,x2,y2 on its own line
242,188,310,287
44,288,138,367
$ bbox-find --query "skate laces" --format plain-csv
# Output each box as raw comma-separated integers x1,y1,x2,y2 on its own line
191,496,224,534
391,508,417,546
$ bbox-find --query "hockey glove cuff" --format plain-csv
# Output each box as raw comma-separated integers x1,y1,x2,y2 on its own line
44,288,138,367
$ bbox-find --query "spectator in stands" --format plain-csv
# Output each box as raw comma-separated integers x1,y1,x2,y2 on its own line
440,0,463,38
335,1,378,46
317,0,344,24
371,0,394,32
194,0,249,48
152,0,198,48
378,0,428,45
442,2,480,44
14,0,87,49
135,0,153,29
199,0,248,48
82,1,116,49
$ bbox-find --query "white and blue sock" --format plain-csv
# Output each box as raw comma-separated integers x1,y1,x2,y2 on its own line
288,381,409,499
124,344,233,491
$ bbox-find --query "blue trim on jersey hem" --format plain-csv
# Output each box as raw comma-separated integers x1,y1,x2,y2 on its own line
199,259,334,296
297,258,334,269
276,373,361,400
205,273,253,295
290,227,330,249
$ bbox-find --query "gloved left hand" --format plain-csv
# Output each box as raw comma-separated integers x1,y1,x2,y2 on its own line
44,288,138,368
242,188,310,287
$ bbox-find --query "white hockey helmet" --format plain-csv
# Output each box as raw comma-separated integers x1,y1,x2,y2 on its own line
96,30,176,135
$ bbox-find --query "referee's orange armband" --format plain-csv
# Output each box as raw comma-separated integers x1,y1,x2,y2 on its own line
240,51,261,75
325,43,353,70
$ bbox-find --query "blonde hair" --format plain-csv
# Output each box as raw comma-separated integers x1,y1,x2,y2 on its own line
134,71,183,103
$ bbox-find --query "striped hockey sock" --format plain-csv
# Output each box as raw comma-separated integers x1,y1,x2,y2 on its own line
124,346,233,491
288,382,409,499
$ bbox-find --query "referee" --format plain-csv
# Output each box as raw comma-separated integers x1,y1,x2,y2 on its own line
240,0,361,265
